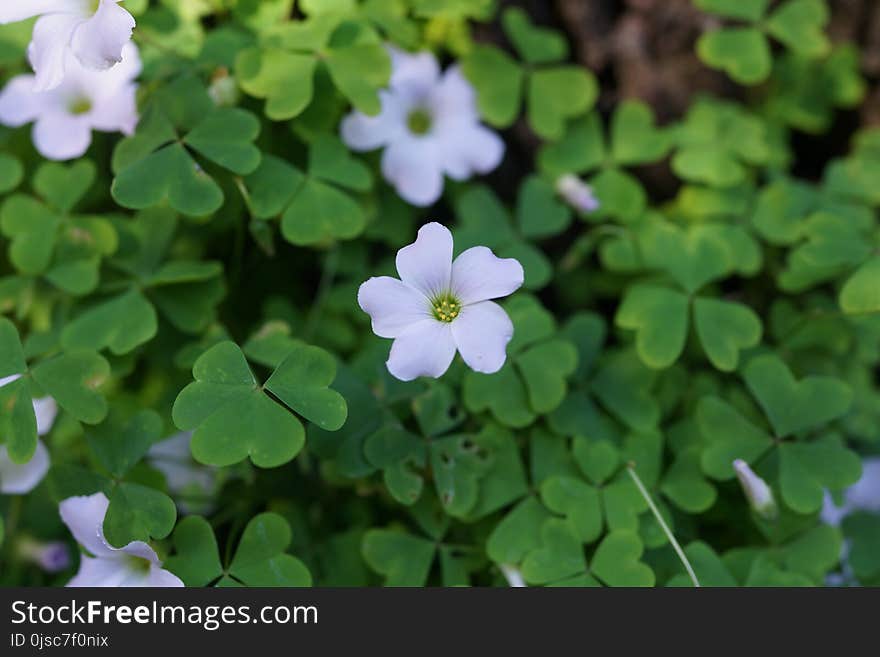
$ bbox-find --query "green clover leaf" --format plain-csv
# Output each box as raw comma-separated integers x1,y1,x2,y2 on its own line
236,15,390,120
165,516,224,587
743,353,853,437
521,518,587,585
172,341,346,467
168,513,311,587
0,153,22,194
61,288,158,356
672,98,770,186
455,185,553,289
111,76,261,217
464,295,577,428
538,103,668,222
590,530,655,587
227,512,312,586
697,27,771,85
695,0,830,84
501,7,568,65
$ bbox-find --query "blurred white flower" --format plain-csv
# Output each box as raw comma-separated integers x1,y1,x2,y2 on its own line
148,431,217,514
0,41,140,161
821,457,880,526
0,440,50,495
733,459,777,520
358,222,523,381
556,174,599,213
59,492,183,587
340,47,504,207
0,0,136,92
17,537,71,573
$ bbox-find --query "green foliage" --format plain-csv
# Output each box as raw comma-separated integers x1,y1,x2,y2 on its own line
696,0,830,84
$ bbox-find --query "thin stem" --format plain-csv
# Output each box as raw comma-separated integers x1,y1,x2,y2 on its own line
626,462,700,588
304,248,339,341
1,496,23,568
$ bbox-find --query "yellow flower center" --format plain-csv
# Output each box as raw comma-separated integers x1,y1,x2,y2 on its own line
407,108,432,135
431,293,461,323
68,97,92,115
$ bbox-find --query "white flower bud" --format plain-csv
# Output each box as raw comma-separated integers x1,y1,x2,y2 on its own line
733,459,777,520
555,174,599,213
18,538,71,573
500,564,526,587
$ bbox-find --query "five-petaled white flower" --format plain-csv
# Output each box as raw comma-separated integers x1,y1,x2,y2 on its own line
0,41,140,161
0,0,136,92
0,374,58,495
59,492,184,587
358,222,523,381
340,47,504,207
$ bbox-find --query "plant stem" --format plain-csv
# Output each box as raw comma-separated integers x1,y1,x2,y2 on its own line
626,462,700,588
304,247,339,341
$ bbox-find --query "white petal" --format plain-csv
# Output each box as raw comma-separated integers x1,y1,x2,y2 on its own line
820,491,847,527
358,276,430,339
436,122,505,180
0,0,85,24
844,457,880,513
381,136,444,206
118,539,163,563
386,319,456,381
58,492,116,558
67,553,182,587
146,564,185,587
0,440,50,494
28,13,85,92
388,46,440,95
451,246,524,305
340,90,404,151
395,222,453,298
432,65,479,123
0,76,48,127
34,396,58,435
149,432,215,496
0,374,21,387
451,301,513,374
89,82,138,134
69,0,135,71
32,111,93,160
66,554,133,587
430,66,504,179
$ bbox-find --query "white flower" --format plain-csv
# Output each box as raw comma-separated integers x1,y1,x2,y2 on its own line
0,0,136,92
821,457,880,527
0,373,58,495
17,537,71,573
59,492,184,587
556,174,599,213
340,47,504,207
733,459,777,520
0,440,51,495
0,41,140,161
358,222,523,381
148,431,216,514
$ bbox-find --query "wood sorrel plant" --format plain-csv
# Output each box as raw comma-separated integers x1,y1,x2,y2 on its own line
0,0,878,588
